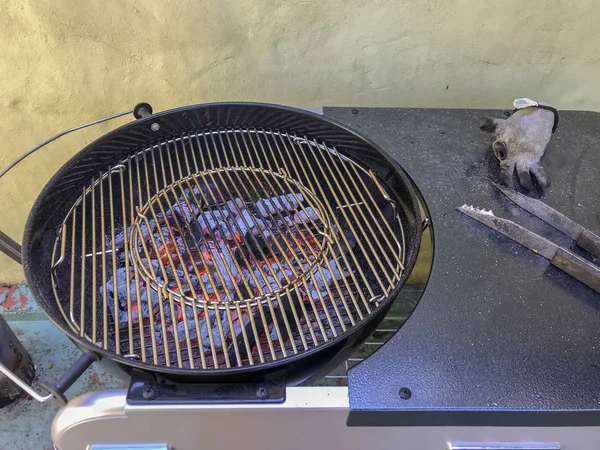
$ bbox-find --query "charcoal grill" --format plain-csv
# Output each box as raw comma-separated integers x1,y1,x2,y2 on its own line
0,101,422,401
51,125,409,378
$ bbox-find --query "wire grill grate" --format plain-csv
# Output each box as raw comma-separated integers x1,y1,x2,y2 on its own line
50,128,406,372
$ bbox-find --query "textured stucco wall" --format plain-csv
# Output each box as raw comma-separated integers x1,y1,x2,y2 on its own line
0,0,599,283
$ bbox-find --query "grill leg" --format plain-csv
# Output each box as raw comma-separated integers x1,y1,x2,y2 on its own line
0,230,21,264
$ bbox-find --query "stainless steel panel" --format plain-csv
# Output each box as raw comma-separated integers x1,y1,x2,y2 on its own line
52,388,598,450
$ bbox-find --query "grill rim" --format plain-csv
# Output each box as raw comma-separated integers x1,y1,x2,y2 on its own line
21,102,423,381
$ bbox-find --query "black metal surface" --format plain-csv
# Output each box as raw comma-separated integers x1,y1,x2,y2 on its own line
127,370,286,404
327,107,600,426
20,102,422,384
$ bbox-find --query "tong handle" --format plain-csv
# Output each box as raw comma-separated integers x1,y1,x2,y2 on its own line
552,247,600,294
578,229,600,260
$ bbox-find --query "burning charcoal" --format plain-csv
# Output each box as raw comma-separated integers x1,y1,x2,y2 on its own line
183,305,197,320
118,281,139,308
130,301,150,323
166,269,195,292
171,197,198,222
230,210,267,238
225,198,244,214
107,222,146,250
140,259,163,281
153,324,164,343
101,276,138,325
104,297,129,325
176,318,206,343
197,210,229,232
308,285,329,301
231,216,249,237
209,245,238,291
186,274,202,293
293,207,320,224
241,209,266,231
139,220,156,240
219,310,231,340
213,222,234,241
184,219,205,248
101,268,134,304
296,258,312,271
231,311,251,338
158,226,171,238
162,305,173,324
111,231,126,251
245,269,262,292
266,275,278,290
327,259,350,280
256,193,304,217
269,324,279,341
270,263,294,283
111,284,162,325
243,232,280,261
313,268,334,291
192,182,216,200
276,216,294,228
233,282,252,301
256,202,270,218
200,273,215,294
192,310,227,349
165,267,187,281
250,269,278,293
141,286,161,309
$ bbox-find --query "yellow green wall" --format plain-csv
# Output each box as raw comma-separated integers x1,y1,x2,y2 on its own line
1,0,599,283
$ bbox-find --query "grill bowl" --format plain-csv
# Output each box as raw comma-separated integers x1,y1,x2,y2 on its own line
22,103,422,384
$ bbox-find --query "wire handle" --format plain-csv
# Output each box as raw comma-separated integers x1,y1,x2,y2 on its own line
0,360,52,402
0,103,153,264
0,352,96,404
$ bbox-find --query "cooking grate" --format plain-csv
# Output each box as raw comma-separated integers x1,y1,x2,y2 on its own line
49,128,406,371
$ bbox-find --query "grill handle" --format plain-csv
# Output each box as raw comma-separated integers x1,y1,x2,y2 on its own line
0,103,154,264
40,352,97,405
0,351,97,405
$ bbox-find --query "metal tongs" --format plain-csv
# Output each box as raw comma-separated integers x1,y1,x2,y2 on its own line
457,184,600,294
